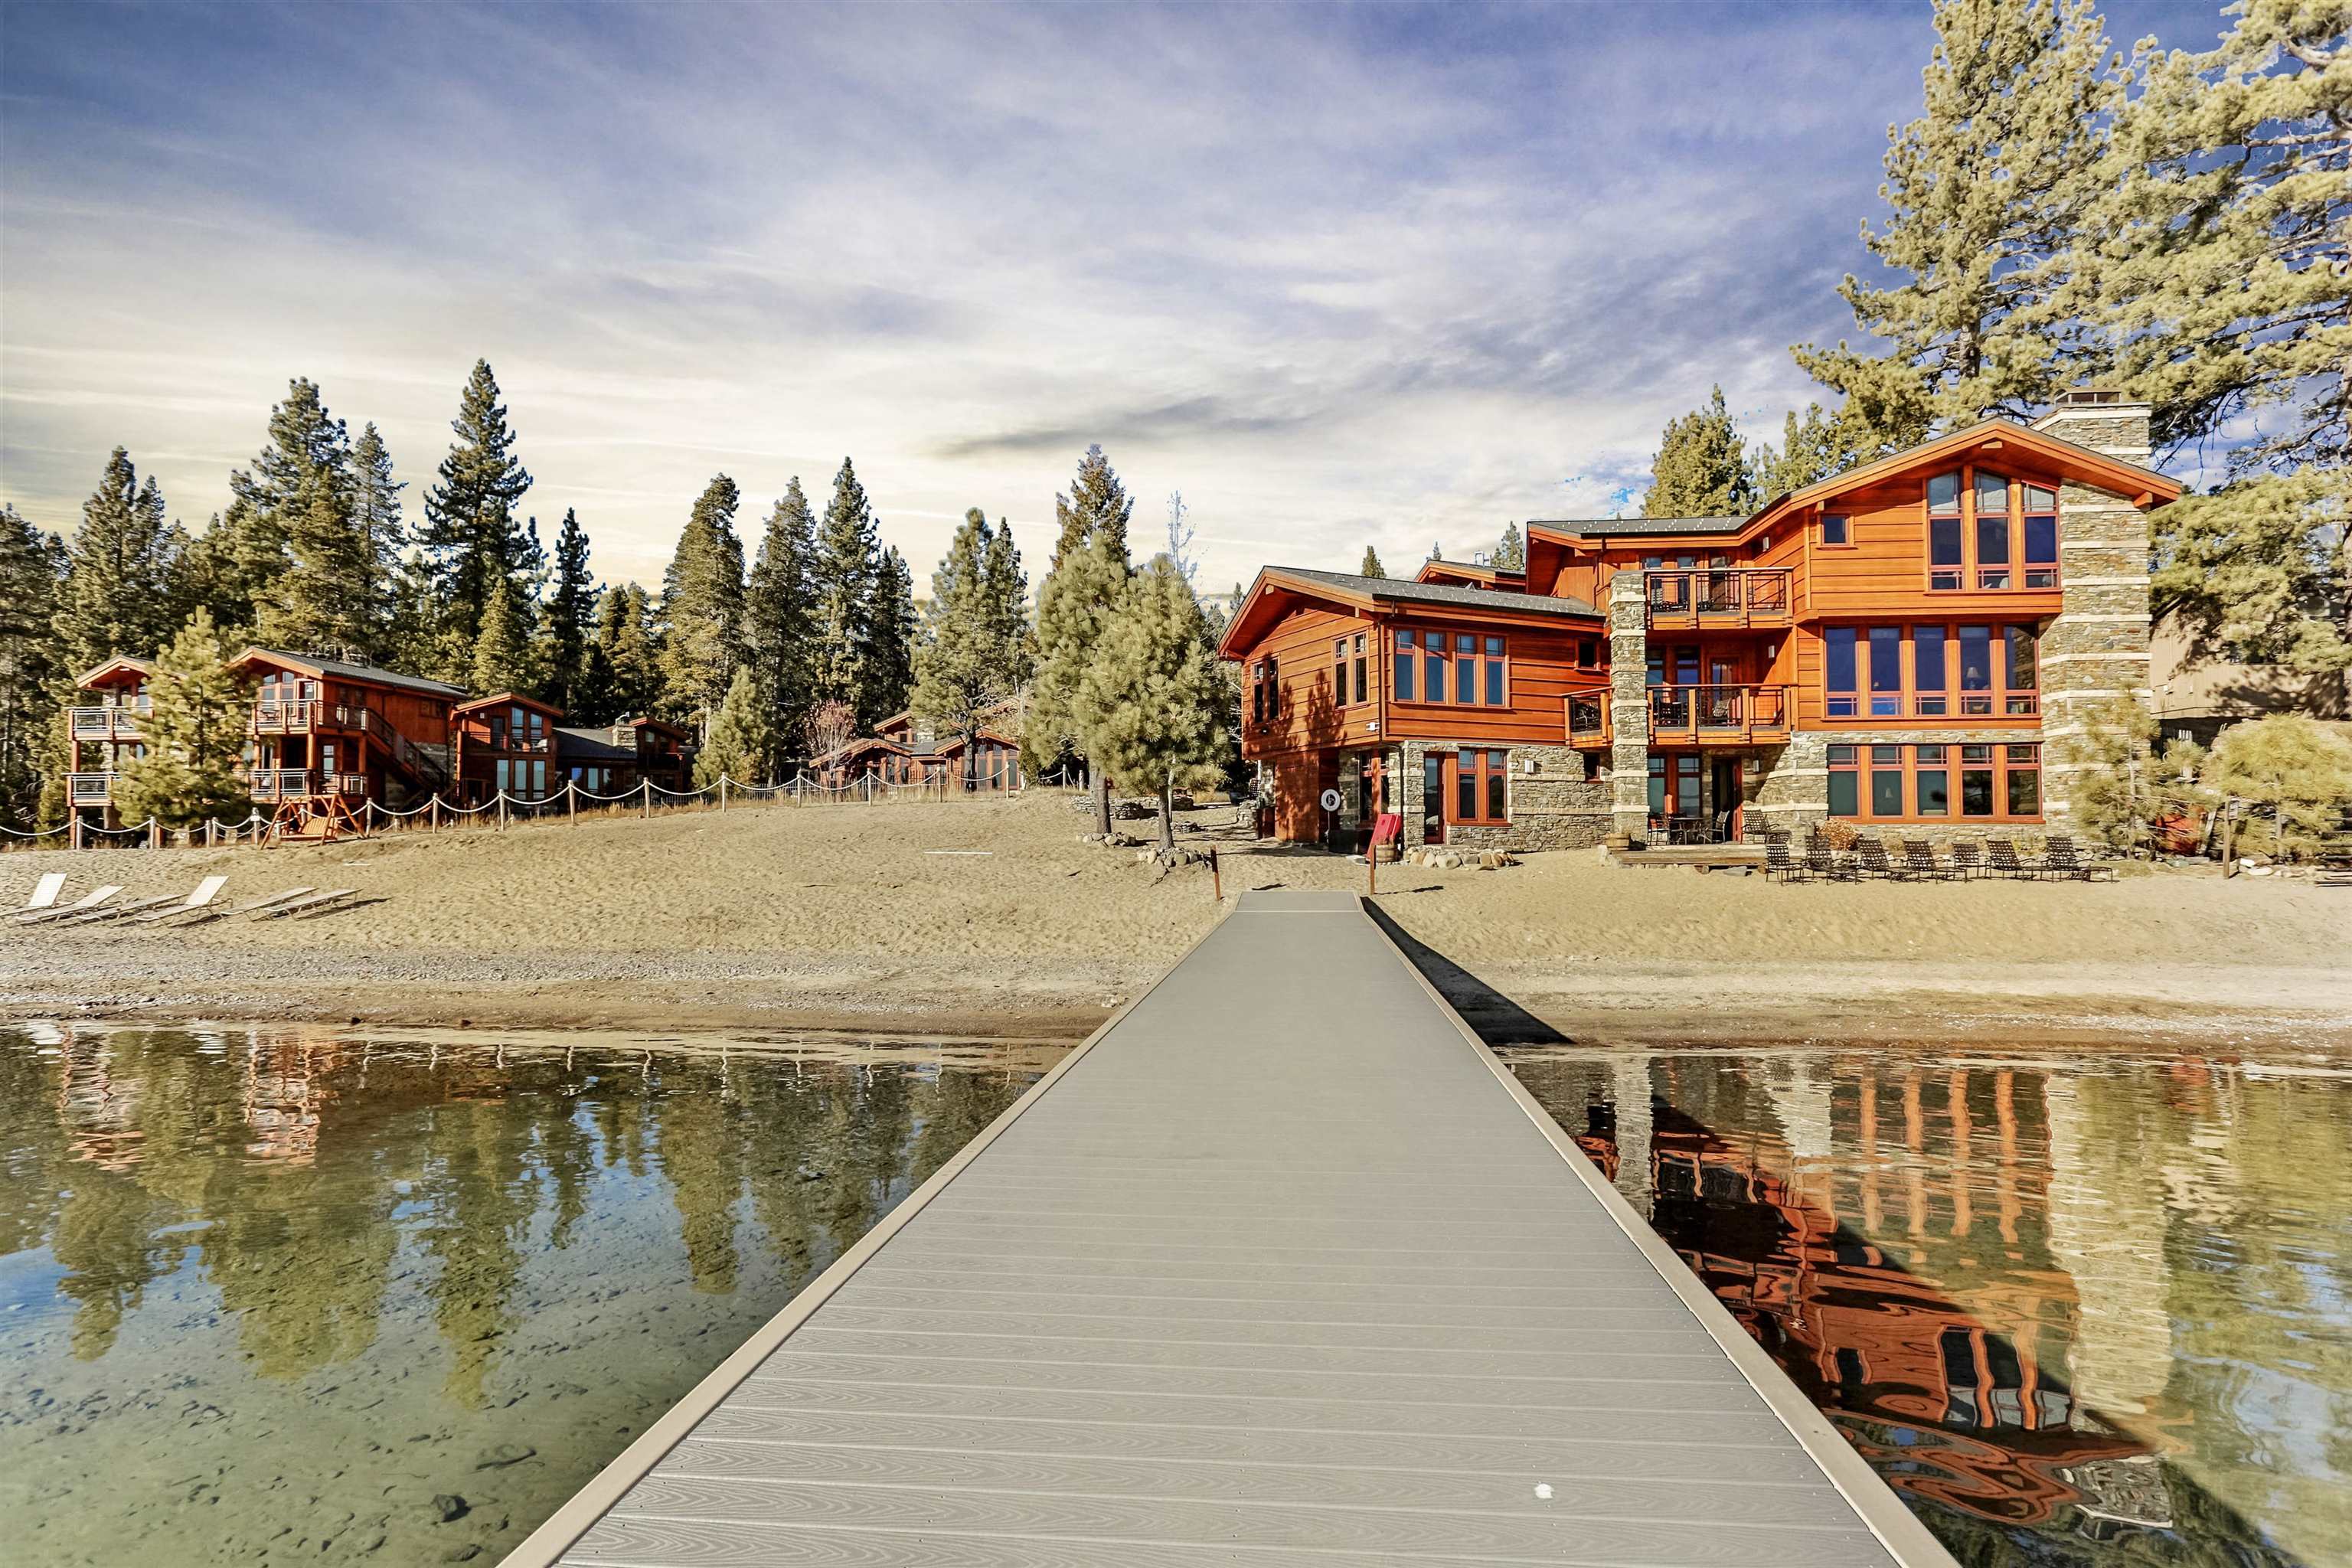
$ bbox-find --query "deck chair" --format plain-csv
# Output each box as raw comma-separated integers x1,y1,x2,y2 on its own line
179,887,314,926
2040,836,2096,882
1763,833,1805,884
1803,832,1851,882
57,891,187,926
1985,840,2031,880
1854,838,1896,880
1949,841,1985,881
1899,839,1949,880
254,887,359,921
19,874,66,913
17,884,123,924
129,875,230,924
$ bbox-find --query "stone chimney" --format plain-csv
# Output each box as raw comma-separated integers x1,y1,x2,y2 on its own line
2030,387,2152,468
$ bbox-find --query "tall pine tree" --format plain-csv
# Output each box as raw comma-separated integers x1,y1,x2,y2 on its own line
1792,0,2119,445
1031,445,1135,832
0,505,67,828
865,547,918,725
1494,523,1526,571
744,478,818,766
51,449,186,684
658,476,747,731
810,458,880,720
196,377,357,647
539,508,596,713
469,576,534,697
1642,387,1759,518
1360,547,1386,578
419,359,537,648
980,514,1034,690
350,421,407,653
914,510,1016,785
1074,556,1230,851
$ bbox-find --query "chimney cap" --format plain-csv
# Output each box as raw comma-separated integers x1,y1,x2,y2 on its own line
2051,386,2141,409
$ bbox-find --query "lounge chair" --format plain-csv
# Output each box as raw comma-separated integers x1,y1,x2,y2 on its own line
1949,841,1985,881
16,884,123,924
129,875,230,924
1899,839,1949,880
56,891,186,926
1854,838,1896,880
2040,836,2098,881
1803,832,1851,881
179,887,314,925
254,888,359,921
1985,840,2032,880
1764,833,1806,884
19,874,65,913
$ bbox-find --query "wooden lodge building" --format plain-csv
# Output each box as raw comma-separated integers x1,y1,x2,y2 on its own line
807,706,1025,793
1219,391,2180,850
452,697,693,805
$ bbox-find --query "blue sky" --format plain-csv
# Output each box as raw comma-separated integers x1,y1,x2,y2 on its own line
1,1,2231,593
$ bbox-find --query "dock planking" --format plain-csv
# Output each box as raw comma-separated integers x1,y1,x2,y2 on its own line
514,887,1956,1568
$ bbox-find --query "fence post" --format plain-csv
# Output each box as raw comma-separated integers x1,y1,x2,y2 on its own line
70,815,83,851
720,776,728,812
1210,846,1222,902
569,781,578,824
149,817,162,850
430,794,443,831
499,791,509,830
642,779,652,820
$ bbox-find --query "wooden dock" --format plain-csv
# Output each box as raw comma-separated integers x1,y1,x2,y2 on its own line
510,888,1955,1568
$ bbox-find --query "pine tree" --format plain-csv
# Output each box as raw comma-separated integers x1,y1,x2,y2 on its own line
202,378,354,643
914,510,1015,785
1643,387,1759,518
51,449,186,684
694,668,775,788
980,514,1034,690
349,421,406,650
0,505,67,828
744,478,818,766
810,458,880,717
111,609,253,831
864,547,918,725
419,359,537,646
1793,0,2119,443
605,583,665,718
1074,556,1230,851
1751,402,1876,496
658,476,746,732
1360,547,1386,578
2081,3,2350,672
539,508,595,714
1032,446,1137,832
470,576,534,697
1494,523,1526,571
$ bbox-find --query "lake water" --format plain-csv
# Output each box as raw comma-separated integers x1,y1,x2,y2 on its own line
1507,1044,2352,1568
0,1022,1063,1566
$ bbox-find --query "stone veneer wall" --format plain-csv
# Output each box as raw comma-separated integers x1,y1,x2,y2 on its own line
1746,730,2057,844
1381,740,1610,853
1607,573,1651,841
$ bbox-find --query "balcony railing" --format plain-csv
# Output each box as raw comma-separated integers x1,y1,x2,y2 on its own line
70,703,149,741
1647,683,1792,745
1645,568,1792,630
248,769,368,802
1565,691,1612,749
67,772,116,805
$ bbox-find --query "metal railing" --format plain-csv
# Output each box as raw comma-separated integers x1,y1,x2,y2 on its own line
70,704,148,740
1565,691,1612,748
1647,683,1792,744
67,772,116,805
248,769,369,802
1644,567,1792,629
247,691,449,790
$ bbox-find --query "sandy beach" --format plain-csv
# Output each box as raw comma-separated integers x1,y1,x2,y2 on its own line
4,789,2347,1044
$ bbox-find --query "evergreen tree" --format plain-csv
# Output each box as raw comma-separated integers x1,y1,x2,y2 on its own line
1031,446,1136,832
1793,0,2119,443
1643,387,1759,518
469,576,534,697
658,476,746,731
539,508,595,714
350,421,407,651
111,609,253,831
980,515,1034,691
1360,547,1387,578
0,505,67,828
203,377,354,643
603,583,665,717
914,510,1015,785
810,457,880,717
2207,714,2352,862
865,546,918,724
744,478,819,766
694,668,774,788
1752,402,1875,496
2082,2,2350,671
1494,523,1526,571
51,449,185,683
419,359,537,646
1074,556,1230,851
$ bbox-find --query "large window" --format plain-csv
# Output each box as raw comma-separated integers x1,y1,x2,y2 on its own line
1354,634,1368,707
1332,637,1351,707
1824,622,2039,720
1829,743,2041,822
1868,626,1902,717
1929,469,2061,593
1250,658,1282,724
1455,748,1508,823
1396,628,1506,707
1393,630,1417,702
1825,627,1858,717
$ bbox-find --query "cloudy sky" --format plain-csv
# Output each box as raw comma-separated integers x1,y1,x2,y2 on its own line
2,1,2229,595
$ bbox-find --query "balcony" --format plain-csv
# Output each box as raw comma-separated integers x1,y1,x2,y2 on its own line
1647,684,1792,746
1645,568,1792,631
70,703,148,741
249,769,369,802
1565,691,1612,750
67,772,116,805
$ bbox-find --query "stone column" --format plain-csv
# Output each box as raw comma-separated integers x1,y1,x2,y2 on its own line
2030,397,2156,831
1608,571,1651,843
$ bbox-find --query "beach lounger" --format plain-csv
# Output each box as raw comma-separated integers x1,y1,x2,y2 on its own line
128,875,230,924
1898,839,1950,880
1985,841,2032,880
1803,832,1851,882
1763,833,1805,884
56,891,186,926
253,888,359,921
176,887,314,925
2040,835,2099,881
19,874,66,913
1854,838,1896,880
1950,841,1984,881
16,884,124,924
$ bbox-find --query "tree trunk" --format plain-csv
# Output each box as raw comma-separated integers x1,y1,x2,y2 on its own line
1158,777,1175,852
1093,769,1111,836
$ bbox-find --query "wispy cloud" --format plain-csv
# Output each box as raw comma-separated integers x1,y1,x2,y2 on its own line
0,0,2223,586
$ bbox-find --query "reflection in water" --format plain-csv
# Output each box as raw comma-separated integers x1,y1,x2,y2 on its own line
0,1023,1061,1567
1508,1047,2352,1568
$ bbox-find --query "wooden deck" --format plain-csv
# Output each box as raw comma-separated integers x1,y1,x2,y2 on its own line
512,889,1955,1568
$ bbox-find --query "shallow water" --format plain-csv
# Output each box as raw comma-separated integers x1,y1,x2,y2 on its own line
1506,1045,2352,1568
0,1022,1063,1566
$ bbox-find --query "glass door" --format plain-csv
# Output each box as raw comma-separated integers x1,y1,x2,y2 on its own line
1421,753,1443,844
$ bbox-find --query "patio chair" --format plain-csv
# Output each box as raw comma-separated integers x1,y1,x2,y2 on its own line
18,874,66,914
1763,833,1805,884
2040,835,2098,882
1899,839,1950,880
129,875,231,924
1984,840,2032,880
1949,841,1985,881
16,884,123,925
1854,838,1897,880
253,888,359,921
1803,830,1851,882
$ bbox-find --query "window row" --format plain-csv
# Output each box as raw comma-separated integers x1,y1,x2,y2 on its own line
1248,658,1284,724
1331,633,1370,707
1453,747,1509,823
495,757,551,800
487,704,548,750
1926,469,2060,591
1393,629,1508,707
1825,623,2038,718
1828,743,2041,822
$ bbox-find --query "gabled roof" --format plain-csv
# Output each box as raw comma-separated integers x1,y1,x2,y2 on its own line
1527,515,1744,540
1415,558,1527,586
74,655,154,689
554,727,639,763
230,647,469,699
1218,567,1600,659
456,691,566,717
812,736,910,766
